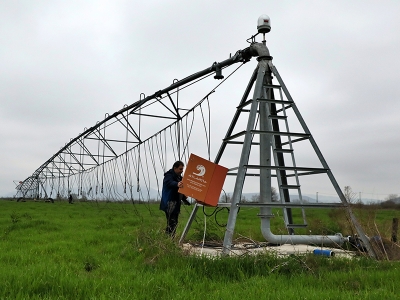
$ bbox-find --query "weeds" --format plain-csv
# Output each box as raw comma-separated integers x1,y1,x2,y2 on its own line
0,200,399,299
10,211,20,223
83,256,99,272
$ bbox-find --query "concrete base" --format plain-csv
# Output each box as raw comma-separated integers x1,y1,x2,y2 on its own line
182,243,356,259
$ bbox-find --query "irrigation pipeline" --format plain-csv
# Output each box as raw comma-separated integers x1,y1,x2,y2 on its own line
15,46,255,202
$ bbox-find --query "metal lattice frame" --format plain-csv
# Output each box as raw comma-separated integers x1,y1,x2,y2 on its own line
15,47,255,201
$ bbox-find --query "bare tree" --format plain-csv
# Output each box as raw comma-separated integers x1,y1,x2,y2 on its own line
271,187,278,202
219,193,231,203
251,194,259,202
250,187,279,202
343,186,358,204
219,187,279,203
385,194,399,201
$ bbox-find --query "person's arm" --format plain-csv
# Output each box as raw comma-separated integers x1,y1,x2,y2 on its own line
164,173,180,188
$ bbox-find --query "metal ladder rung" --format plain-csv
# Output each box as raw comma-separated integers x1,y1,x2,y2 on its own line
280,185,300,189
285,170,328,177
276,105,292,113
226,172,261,177
250,130,310,138
245,165,328,173
268,115,287,120
241,109,260,113
263,84,281,89
274,149,293,153
257,98,293,105
225,141,260,145
236,99,253,110
223,131,246,142
281,137,310,145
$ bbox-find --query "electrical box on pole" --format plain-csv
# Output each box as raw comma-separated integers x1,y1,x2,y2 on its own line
179,153,228,207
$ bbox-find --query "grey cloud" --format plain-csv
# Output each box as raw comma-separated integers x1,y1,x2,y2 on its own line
1,0,400,199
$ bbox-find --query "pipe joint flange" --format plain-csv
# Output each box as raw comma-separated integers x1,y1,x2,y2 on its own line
257,55,273,61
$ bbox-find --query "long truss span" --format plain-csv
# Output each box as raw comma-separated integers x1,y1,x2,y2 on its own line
15,45,261,202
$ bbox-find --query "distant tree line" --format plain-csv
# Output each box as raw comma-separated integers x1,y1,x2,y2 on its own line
219,187,278,203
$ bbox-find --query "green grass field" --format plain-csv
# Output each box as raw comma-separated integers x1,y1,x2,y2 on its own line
0,199,399,299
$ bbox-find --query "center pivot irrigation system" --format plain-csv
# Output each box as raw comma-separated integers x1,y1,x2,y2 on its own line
15,15,376,258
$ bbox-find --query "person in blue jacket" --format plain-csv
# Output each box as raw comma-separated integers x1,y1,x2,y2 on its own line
160,160,190,237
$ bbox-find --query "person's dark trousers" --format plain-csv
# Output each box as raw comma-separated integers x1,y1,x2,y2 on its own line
165,200,181,237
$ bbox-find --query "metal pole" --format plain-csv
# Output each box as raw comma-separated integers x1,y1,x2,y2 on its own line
222,60,268,255
259,60,273,234
178,204,200,244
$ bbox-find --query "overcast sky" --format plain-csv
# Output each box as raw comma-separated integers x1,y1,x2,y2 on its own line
1,0,400,200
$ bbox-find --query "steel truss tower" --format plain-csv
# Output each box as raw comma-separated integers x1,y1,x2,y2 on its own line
180,41,376,259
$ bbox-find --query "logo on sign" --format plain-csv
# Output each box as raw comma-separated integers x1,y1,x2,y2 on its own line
193,164,206,177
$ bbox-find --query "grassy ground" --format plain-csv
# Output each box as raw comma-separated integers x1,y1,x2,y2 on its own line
0,199,399,299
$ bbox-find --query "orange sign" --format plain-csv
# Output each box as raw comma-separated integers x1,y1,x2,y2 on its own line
179,153,228,207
